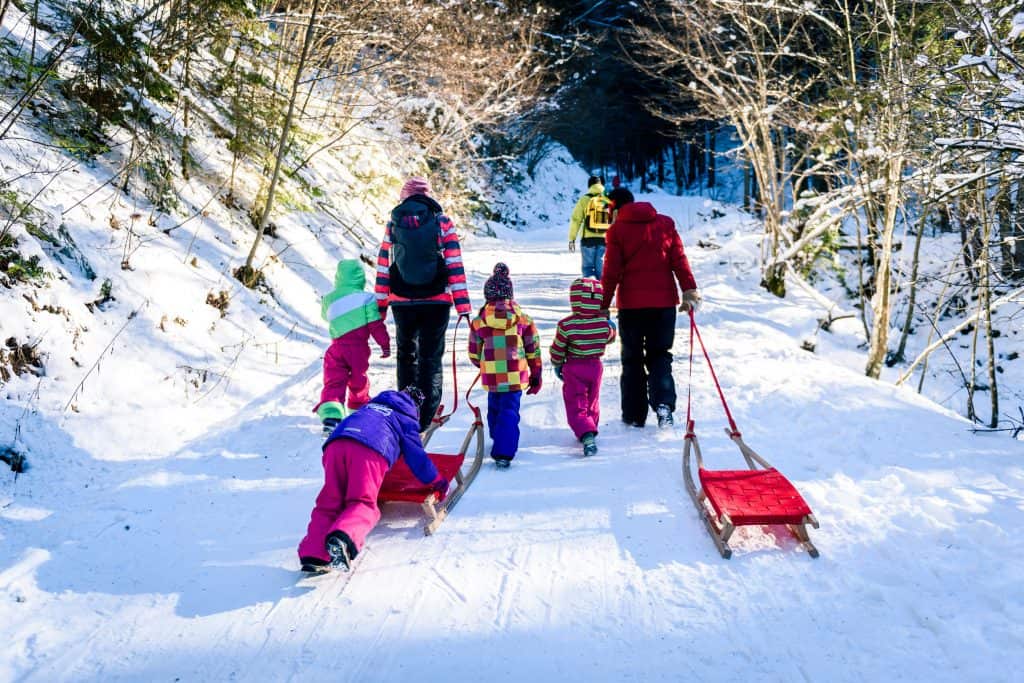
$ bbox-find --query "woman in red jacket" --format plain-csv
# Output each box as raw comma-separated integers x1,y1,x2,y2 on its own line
600,192,700,428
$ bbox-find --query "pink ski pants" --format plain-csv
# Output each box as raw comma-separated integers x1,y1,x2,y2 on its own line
297,439,389,562
320,337,372,411
561,357,603,440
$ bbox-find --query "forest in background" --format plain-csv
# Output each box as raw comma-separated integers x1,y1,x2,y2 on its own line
0,0,1022,431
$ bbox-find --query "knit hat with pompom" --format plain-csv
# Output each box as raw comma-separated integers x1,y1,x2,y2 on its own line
483,262,514,302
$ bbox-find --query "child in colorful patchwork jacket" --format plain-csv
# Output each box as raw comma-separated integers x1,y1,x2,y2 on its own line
467,263,542,468
298,387,448,573
314,259,391,436
550,278,616,457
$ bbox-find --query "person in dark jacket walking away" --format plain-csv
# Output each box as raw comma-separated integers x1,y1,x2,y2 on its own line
298,387,448,573
568,176,613,279
314,259,391,437
550,278,616,457
601,196,700,428
375,177,472,431
467,263,543,468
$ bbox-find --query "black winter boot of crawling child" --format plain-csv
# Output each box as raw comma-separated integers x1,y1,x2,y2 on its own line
300,557,330,574
326,530,356,571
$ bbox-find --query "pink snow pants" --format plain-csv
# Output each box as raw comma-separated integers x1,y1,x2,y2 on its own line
297,439,389,562
320,337,372,411
561,357,603,440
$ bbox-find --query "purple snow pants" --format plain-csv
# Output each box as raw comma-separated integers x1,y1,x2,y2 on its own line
320,337,372,411
297,439,389,562
561,357,603,440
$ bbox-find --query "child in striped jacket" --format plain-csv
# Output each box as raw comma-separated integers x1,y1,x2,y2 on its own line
467,263,542,468
314,259,391,437
550,278,616,457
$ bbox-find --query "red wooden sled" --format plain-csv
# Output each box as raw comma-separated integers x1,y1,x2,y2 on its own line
378,319,484,535
681,312,820,559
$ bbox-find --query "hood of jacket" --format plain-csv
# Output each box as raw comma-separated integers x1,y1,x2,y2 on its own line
615,201,658,224
396,194,444,215
570,278,605,316
586,182,605,197
479,299,521,330
370,389,419,421
333,259,366,294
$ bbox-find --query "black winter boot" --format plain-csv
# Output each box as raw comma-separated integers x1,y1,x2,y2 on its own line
326,530,357,571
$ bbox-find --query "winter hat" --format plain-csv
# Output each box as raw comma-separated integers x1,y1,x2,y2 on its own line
608,187,634,209
612,175,621,189
587,175,601,187
402,385,425,410
483,262,514,302
399,176,431,201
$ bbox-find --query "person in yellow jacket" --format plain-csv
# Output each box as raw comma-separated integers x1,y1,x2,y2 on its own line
568,175,612,279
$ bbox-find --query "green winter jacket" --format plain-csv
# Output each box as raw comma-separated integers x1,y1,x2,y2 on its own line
322,259,381,339
568,182,607,243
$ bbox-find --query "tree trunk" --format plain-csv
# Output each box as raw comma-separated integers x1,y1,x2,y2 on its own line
864,154,904,379
695,132,706,188
180,32,192,181
706,123,716,190
743,159,751,212
241,0,321,284
891,208,929,365
983,243,998,428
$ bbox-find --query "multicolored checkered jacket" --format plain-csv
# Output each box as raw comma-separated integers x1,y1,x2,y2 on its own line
550,278,616,366
467,300,542,393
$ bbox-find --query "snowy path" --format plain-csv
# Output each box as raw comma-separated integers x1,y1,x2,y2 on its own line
3,195,1024,681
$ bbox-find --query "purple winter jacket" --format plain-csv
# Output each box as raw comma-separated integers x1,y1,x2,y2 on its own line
324,390,439,485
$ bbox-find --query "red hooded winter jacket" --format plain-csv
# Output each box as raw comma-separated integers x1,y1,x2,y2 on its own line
600,202,698,310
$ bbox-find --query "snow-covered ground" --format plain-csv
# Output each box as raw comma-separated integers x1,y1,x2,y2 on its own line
3,183,1023,681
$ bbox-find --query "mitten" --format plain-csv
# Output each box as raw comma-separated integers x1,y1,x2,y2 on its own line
431,476,450,500
554,364,564,380
527,367,543,395
679,289,701,313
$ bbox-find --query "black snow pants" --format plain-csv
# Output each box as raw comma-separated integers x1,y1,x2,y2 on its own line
392,303,452,431
617,307,677,426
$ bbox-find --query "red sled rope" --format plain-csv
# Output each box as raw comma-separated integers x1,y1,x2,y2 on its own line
681,311,820,559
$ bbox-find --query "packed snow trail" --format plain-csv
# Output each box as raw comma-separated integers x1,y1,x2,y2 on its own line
2,193,1023,682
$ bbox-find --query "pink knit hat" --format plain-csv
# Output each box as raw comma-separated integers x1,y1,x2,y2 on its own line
399,176,431,201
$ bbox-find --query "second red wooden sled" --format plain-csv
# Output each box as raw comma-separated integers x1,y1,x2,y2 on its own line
681,311,820,559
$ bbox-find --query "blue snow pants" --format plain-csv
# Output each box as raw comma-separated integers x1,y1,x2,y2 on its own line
487,390,523,461
581,244,606,279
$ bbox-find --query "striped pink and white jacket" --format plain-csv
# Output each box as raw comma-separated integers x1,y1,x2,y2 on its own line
550,278,616,366
374,209,472,317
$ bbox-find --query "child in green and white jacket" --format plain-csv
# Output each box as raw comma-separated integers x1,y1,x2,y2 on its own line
314,259,391,436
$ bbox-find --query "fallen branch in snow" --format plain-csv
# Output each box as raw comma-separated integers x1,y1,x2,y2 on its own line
61,300,149,415
896,286,1024,386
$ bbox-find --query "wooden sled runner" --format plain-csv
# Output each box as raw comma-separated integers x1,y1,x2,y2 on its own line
681,312,820,559
378,318,484,535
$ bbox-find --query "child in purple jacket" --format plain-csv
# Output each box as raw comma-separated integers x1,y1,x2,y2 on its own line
298,387,448,573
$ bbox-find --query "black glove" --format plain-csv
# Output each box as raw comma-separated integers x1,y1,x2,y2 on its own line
554,365,564,380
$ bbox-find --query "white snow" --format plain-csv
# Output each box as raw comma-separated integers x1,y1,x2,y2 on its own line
3,181,1023,681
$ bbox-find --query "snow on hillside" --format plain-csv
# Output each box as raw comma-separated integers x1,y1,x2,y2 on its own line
3,158,1023,680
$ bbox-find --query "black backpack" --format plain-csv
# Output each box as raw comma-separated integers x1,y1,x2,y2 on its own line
389,195,448,298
